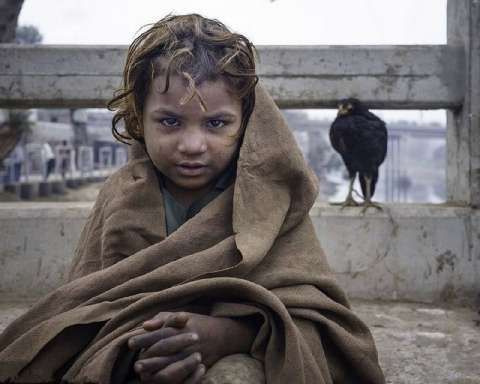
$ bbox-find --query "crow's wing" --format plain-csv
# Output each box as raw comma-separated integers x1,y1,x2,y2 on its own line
352,116,388,167
330,117,351,156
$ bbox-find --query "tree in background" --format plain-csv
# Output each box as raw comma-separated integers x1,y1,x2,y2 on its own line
15,24,42,44
0,23,43,162
0,0,24,162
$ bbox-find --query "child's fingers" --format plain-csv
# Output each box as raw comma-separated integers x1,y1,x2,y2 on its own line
164,312,189,328
141,332,199,359
146,311,174,325
128,327,179,350
147,352,202,384
134,351,198,376
143,311,189,331
184,363,206,384
142,317,166,331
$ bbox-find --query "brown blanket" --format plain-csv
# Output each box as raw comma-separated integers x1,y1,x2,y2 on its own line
0,83,384,384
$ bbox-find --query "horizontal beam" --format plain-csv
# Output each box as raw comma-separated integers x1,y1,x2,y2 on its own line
0,44,465,109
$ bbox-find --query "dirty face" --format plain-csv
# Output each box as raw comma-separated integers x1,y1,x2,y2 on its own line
142,74,243,204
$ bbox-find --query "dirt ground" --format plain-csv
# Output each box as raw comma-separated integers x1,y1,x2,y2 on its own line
0,300,478,383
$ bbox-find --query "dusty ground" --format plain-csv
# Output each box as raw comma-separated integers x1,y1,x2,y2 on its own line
354,301,480,384
0,300,478,383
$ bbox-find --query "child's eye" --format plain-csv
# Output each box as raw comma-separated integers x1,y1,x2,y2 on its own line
207,119,226,129
159,117,179,127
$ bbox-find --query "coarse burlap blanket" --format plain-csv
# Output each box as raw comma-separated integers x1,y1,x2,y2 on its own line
0,84,385,384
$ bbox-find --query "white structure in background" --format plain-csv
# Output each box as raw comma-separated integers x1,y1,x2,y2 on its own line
55,142,75,178
115,147,128,167
23,143,44,181
78,146,94,176
98,146,113,169
2,144,24,185
0,109,7,123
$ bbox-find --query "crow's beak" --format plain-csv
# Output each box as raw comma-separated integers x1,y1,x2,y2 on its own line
337,105,349,116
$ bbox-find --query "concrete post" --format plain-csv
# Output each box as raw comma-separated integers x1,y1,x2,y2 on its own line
447,0,480,206
78,146,94,177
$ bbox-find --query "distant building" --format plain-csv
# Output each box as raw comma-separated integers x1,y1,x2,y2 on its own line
24,108,127,171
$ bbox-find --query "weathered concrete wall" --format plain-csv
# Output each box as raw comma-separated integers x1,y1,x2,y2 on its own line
0,45,464,109
0,203,89,299
1,202,478,304
312,204,479,304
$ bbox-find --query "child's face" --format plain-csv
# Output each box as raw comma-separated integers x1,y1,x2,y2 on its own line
143,74,243,200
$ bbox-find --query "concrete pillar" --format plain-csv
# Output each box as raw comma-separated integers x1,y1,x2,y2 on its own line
78,145,94,179
447,0,480,206
66,178,80,189
4,183,20,197
51,180,66,195
19,182,39,200
38,181,51,197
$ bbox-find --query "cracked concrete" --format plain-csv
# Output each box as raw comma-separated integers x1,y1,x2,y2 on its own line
0,300,478,383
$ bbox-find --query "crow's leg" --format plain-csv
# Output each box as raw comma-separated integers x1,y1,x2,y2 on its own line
343,175,359,207
361,175,382,213
332,175,359,207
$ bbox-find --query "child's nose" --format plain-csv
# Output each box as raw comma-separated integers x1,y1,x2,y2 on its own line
178,130,207,154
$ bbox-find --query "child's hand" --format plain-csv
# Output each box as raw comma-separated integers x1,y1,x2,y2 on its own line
128,311,257,383
128,312,204,383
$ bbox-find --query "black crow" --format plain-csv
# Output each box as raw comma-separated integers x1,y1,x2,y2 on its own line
329,98,388,210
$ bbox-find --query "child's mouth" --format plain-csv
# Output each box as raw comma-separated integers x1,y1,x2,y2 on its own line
176,162,207,176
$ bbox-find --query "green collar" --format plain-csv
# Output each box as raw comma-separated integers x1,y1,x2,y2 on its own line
156,161,236,235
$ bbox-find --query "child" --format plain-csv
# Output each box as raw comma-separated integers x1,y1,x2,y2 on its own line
0,14,385,384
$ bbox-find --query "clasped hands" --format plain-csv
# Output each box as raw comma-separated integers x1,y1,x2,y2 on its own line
128,311,256,383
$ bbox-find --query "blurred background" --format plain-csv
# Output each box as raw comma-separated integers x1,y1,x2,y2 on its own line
0,0,447,203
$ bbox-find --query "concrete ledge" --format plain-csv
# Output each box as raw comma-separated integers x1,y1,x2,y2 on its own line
0,202,478,303
311,203,480,304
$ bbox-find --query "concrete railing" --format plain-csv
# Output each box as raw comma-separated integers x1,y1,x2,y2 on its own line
0,45,464,109
1,202,478,304
0,0,478,303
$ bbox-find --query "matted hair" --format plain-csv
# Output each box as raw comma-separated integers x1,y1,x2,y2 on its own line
108,14,258,144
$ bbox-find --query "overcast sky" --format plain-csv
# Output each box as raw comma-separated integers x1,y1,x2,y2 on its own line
18,0,448,123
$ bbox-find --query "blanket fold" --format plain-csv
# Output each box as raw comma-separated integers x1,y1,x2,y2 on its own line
0,83,384,384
